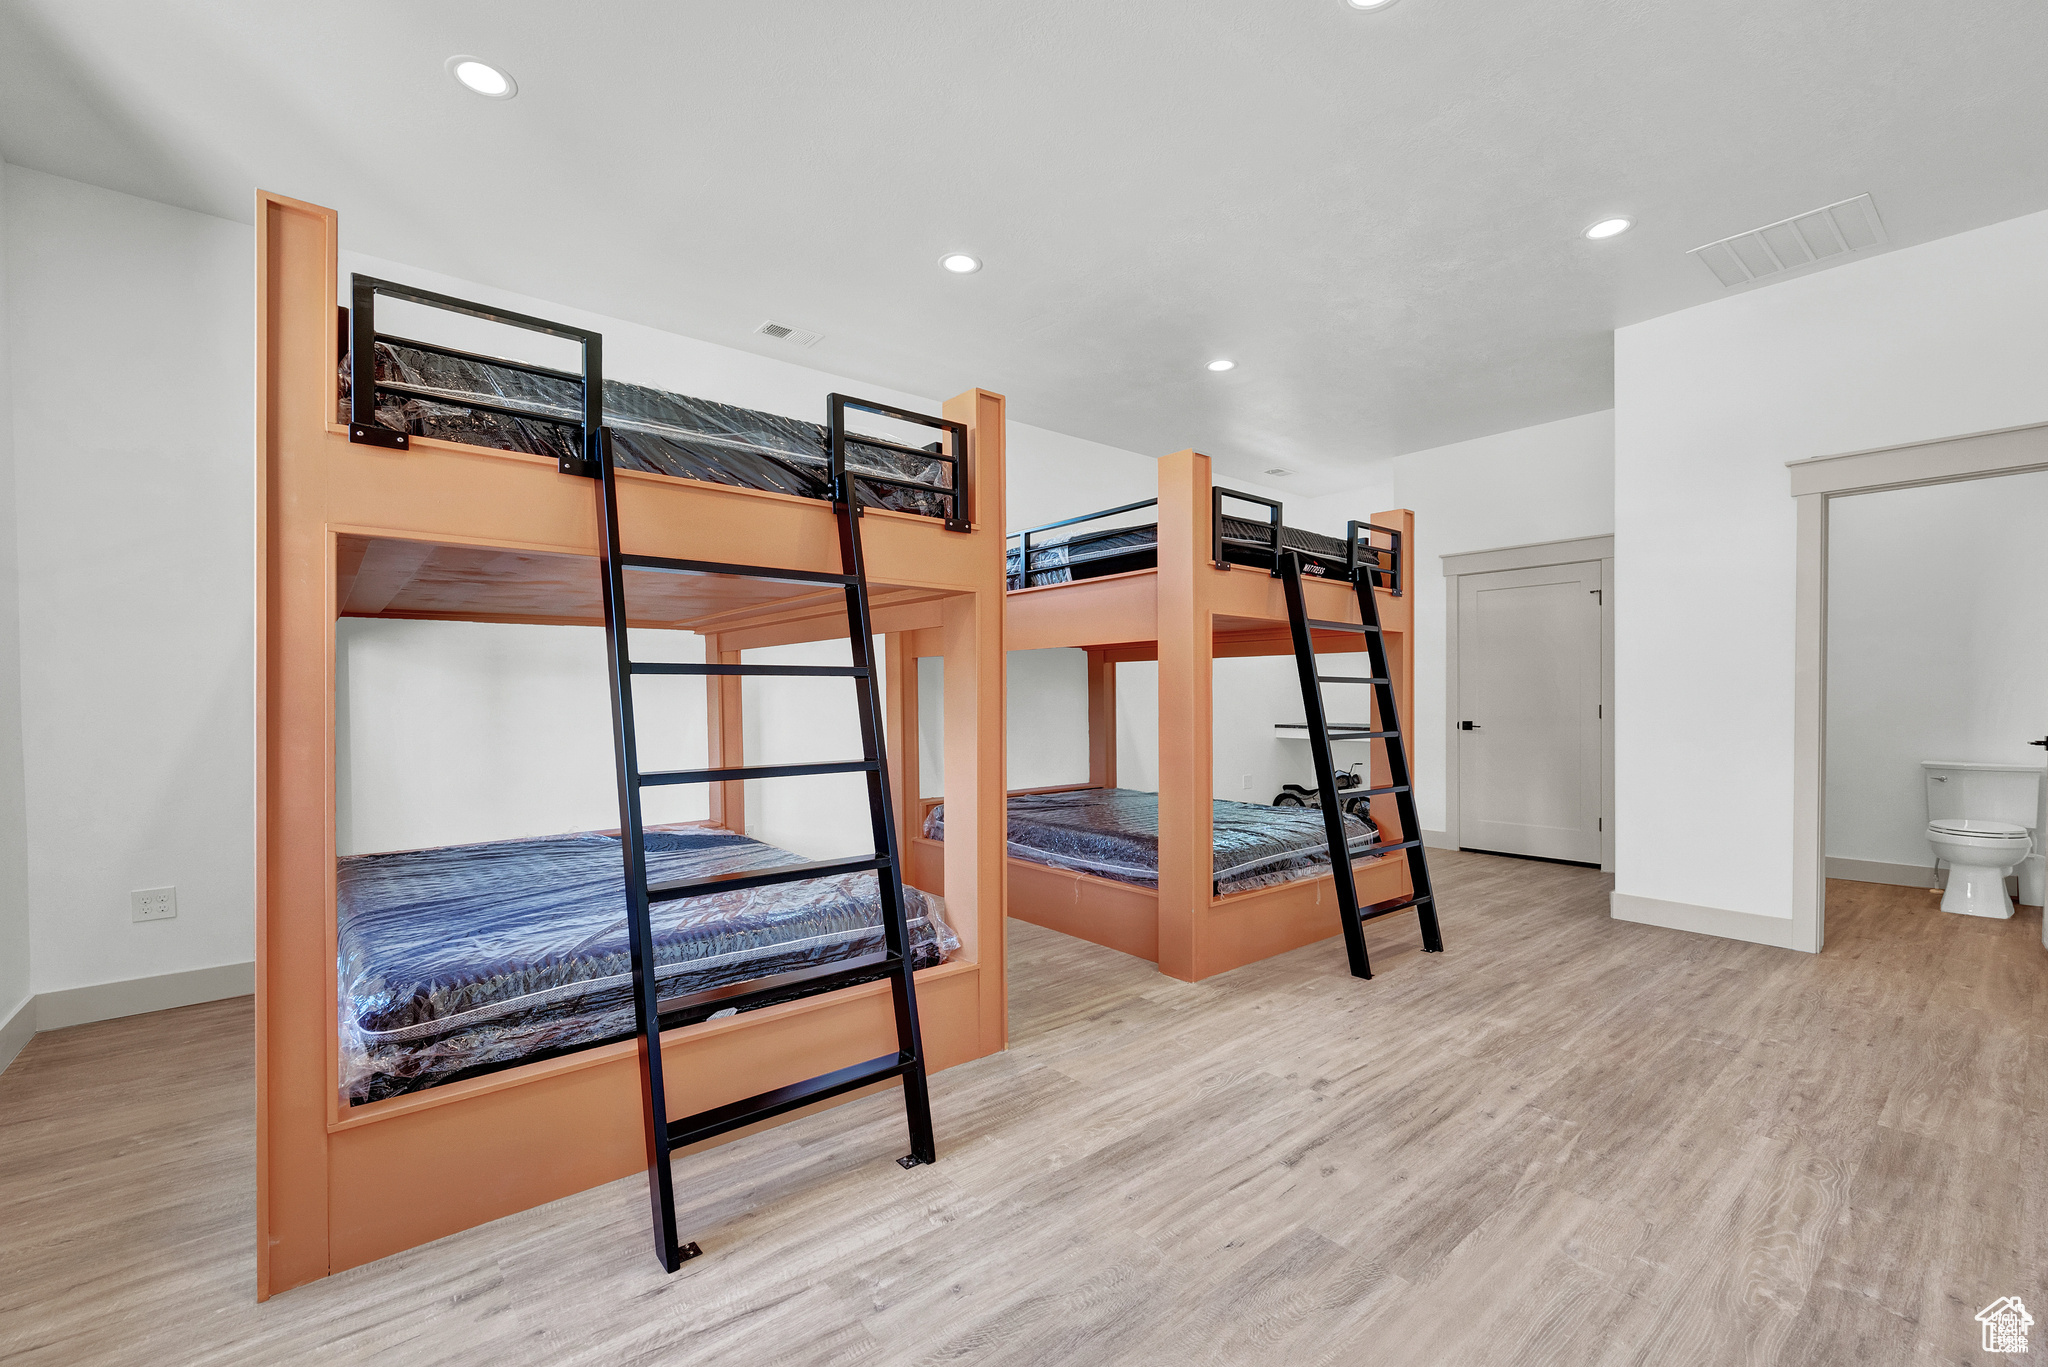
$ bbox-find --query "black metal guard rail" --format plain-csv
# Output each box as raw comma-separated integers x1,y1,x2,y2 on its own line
351,277,975,528
1213,486,1284,568
1218,487,1404,597
348,273,603,476
827,393,971,532
1007,497,1159,586
1345,519,1404,597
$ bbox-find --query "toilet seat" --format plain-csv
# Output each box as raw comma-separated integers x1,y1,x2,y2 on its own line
1927,819,2030,840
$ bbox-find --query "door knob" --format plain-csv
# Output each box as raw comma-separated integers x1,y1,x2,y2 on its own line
2031,736,2047,749
1460,721,1481,731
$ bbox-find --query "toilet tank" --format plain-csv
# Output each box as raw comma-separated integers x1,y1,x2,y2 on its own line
1922,761,2044,827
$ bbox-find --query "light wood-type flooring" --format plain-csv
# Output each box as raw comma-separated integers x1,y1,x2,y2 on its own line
2,855,2043,1365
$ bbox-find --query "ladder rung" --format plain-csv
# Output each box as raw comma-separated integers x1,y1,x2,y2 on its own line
1307,619,1381,634
641,759,877,786
619,554,853,587
648,854,889,902
1360,839,1425,856
1358,784,1410,797
1318,676,1391,685
631,662,868,678
1327,729,1399,740
667,1052,915,1150
657,951,899,1019
1357,892,1434,923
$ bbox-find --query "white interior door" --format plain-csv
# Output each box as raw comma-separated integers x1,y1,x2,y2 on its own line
1456,561,1603,862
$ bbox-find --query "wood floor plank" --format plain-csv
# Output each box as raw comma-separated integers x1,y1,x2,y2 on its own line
2,859,2043,1365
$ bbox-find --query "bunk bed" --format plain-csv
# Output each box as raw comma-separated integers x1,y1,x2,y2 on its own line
256,192,1008,1297
918,453,1421,981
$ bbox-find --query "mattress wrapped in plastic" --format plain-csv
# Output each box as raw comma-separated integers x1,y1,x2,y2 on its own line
924,787,1380,894
343,340,955,520
338,825,957,1104
1007,516,1370,588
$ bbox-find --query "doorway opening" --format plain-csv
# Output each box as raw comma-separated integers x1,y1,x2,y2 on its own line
1790,420,2048,951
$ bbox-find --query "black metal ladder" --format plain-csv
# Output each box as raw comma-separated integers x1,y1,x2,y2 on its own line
1276,541,1445,979
592,399,952,1274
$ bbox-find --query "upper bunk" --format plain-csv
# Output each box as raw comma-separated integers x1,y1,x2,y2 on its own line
1003,448,1412,657
287,254,1004,653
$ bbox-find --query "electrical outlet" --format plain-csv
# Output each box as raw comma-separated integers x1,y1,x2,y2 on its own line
131,887,178,923
1241,774,1253,790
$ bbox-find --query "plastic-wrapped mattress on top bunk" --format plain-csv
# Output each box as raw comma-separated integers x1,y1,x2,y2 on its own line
338,825,959,1103
1007,516,1368,588
924,787,1381,894
343,339,957,520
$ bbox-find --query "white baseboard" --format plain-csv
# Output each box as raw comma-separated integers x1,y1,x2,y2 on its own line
30,961,256,1033
1826,856,1936,889
1422,829,1454,851
1825,857,2034,900
1610,891,1800,951
0,994,34,1079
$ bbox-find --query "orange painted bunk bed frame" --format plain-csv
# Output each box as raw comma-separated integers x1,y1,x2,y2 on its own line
255,192,1008,1299
943,449,1417,984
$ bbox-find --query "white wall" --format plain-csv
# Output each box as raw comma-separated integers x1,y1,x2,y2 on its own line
1616,207,2048,937
1825,472,2048,868
336,621,709,856
6,165,254,995
0,164,30,1037
1296,412,1615,834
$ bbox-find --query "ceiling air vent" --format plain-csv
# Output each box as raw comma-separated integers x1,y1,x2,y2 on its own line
755,319,823,348
1690,194,1888,289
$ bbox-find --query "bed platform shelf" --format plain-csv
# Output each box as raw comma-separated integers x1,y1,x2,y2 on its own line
1273,723,1385,741
258,190,1008,1299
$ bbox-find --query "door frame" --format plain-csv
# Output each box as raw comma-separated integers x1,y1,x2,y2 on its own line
1787,419,2048,953
1442,535,1615,870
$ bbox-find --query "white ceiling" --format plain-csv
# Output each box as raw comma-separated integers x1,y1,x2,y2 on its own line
4,0,2047,492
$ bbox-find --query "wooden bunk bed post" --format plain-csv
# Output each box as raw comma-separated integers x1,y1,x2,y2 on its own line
705,638,746,833
940,388,1010,1050
1155,449,1216,983
1086,649,1118,789
886,633,920,851
1369,509,1415,852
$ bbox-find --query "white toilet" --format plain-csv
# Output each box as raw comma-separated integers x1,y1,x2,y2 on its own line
1924,761,2038,919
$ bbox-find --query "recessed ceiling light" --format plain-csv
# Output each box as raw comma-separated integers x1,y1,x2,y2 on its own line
1264,468,1295,477
1206,359,1236,372
939,253,982,274
447,56,516,99
1583,217,1633,240
1345,0,1398,9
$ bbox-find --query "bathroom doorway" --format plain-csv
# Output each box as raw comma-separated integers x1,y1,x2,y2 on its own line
1790,422,2048,950
1823,472,2048,921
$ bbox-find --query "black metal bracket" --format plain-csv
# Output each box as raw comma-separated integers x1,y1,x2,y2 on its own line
345,274,603,478
896,1153,930,1169
347,422,408,451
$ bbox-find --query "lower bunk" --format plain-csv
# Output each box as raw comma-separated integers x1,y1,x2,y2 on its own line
921,786,1403,967
340,824,959,1103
